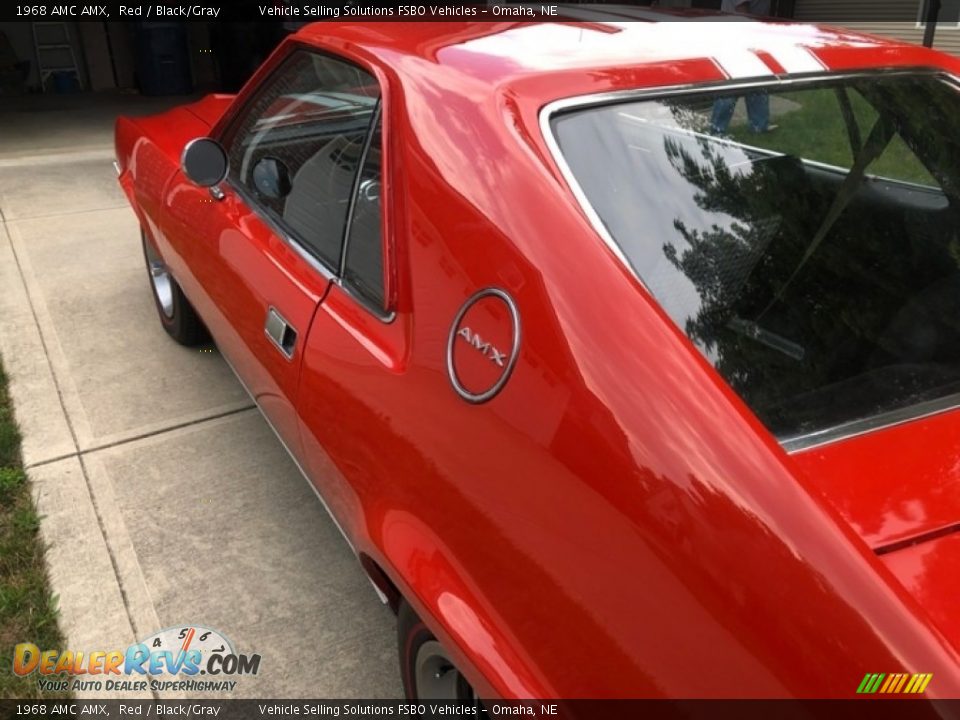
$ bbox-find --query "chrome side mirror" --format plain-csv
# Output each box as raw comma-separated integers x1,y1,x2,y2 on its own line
181,137,228,188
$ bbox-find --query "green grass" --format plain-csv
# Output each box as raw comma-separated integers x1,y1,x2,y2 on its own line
728,87,937,186
0,361,70,700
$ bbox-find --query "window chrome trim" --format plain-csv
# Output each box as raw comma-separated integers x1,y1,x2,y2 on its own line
539,67,960,453
333,276,397,324
781,394,960,454
340,101,381,274
223,180,337,282
337,100,393,323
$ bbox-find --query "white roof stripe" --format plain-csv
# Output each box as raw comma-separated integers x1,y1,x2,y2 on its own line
713,49,776,79
768,45,827,74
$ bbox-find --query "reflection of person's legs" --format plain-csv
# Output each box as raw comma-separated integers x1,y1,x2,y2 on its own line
710,96,737,134
745,91,770,133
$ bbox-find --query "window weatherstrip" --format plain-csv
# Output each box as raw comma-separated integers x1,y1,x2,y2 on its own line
339,101,381,276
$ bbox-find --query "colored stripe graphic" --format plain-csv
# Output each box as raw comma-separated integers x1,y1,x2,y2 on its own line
857,672,933,694
857,673,885,694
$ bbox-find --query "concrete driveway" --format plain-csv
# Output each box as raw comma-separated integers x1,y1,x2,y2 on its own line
0,93,400,698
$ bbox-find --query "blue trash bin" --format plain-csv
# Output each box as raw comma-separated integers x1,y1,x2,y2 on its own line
51,70,80,93
133,22,193,96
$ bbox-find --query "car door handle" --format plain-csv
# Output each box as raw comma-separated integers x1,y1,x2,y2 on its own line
264,307,297,359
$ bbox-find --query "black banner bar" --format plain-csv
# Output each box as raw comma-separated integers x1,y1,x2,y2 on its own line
0,700,957,720
0,1,950,23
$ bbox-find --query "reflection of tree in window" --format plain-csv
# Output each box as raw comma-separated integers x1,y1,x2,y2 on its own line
554,75,960,440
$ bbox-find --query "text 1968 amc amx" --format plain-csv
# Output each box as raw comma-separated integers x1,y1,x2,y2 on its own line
116,15,960,698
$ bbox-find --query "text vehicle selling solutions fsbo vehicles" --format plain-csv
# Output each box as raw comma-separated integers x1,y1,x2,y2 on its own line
114,13,960,698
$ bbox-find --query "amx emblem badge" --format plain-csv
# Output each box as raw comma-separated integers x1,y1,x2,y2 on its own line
456,327,508,367
446,288,521,403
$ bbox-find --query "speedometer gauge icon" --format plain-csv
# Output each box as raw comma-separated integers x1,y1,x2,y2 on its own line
139,625,234,662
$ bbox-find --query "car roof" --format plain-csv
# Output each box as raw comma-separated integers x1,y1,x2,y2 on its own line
296,12,907,94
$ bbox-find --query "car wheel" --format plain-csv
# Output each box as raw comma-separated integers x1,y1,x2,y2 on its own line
398,600,480,702
141,230,208,346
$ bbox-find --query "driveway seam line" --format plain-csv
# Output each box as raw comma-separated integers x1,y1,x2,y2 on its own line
6,220,149,666
24,451,75,469
6,204,128,223
25,404,258,469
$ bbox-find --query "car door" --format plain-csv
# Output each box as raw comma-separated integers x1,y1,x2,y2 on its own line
294,105,411,544
163,48,381,458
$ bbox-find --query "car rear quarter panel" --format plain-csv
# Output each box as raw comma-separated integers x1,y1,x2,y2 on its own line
339,46,960,697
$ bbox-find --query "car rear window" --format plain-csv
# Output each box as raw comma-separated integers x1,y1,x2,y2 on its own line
551,73,960,447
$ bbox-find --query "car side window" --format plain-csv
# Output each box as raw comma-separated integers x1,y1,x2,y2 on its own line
342,114,385,310
221,50,380,270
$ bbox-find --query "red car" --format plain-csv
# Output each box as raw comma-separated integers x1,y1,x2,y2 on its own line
115,16,960,699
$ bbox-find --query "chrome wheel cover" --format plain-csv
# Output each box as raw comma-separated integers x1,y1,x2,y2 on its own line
414,640,474,701
144,239,174,319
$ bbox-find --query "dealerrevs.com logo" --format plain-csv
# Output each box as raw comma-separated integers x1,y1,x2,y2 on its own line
13,625,260,693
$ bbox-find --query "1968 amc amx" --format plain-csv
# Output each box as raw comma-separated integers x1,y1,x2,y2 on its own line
115,15,960,698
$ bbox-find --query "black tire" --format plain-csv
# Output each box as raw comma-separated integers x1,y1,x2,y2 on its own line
398,600,478,702
141,230,208,346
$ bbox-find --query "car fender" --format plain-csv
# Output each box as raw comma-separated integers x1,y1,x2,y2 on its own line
372,508,549,699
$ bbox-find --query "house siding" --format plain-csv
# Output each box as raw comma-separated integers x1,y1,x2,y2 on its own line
792,0,960,56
